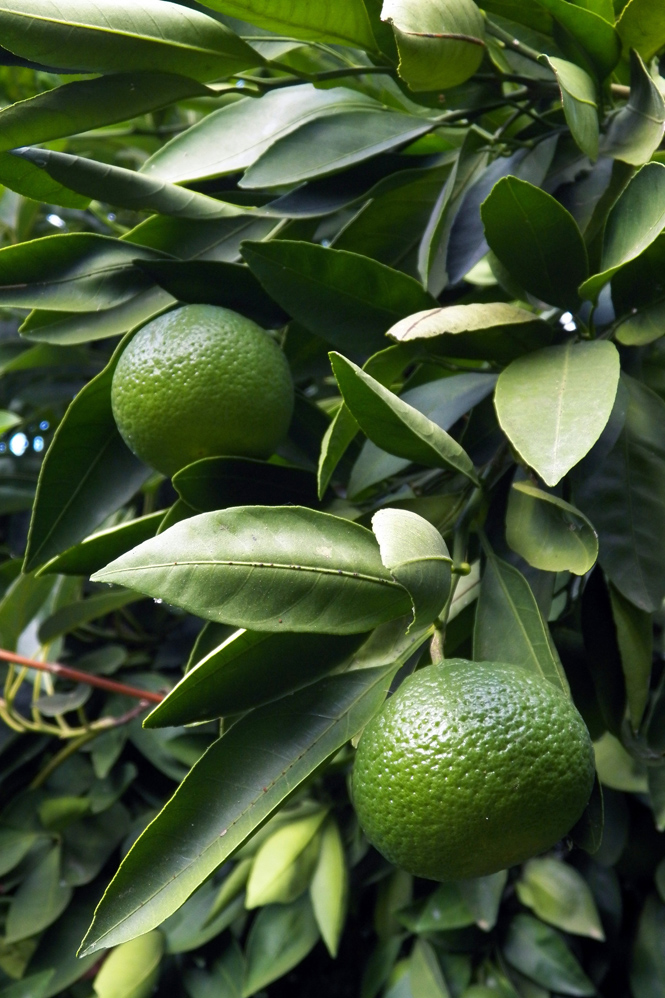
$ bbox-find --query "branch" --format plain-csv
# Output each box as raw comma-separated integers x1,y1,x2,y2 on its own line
0,648,164,704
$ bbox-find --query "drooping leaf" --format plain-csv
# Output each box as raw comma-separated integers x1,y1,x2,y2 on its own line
11,148,252,220
473,551,568,693
38,588,141,643
602,51,665,166
506,482,598,575
398,883,474,932
458,871,507,933
5,846,73,944
386,302,552,362
381,0,485,91
494,340,620,487
609,583,652,731
243,241,437,357
481,177,588,309
190,0,379,51
142,86,387,184
246,809,327,908
631,895,665,998
242,895,320,997
533,0,621,79
37,512,164,577
580,163,665,300
0,0,259,80
92,931,164,998
408,939,450,998
20,288,174,345
24,352,150,572
310,818,348,958
574,375,665,612
516,859,605,940
0,150,91,209
541,57,599,160
617,0,665,61
330,353,480,485
80,665,398,954
92,506,410,634
503,914,596,995
144,629,366,726
0,73,209,152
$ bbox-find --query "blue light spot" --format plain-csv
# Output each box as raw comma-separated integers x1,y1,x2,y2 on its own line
39,420,49,431
46,213,66,229
33,436,44,452
9,433,29,456
0,443,7,453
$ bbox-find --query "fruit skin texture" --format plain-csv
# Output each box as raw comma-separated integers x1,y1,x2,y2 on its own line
352,659,595,881
111,304,294,476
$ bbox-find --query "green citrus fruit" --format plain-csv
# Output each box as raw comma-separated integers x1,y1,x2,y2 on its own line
352,660,594,881
111,304,294,476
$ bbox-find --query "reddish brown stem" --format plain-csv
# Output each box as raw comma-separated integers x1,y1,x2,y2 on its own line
0,648,164,703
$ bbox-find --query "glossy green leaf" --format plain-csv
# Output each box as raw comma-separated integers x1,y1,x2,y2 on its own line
541,57,599,159
80,665,397,954
503,914,595,995
533,0,621,79
593,732,648,792
617,0,665,61
574,375,665,612
246,809,327,907
0,233,166,312
506,482,598,575
458,871,507,933
243,895,320,997
20,288,174,345
0,572,56,651
609,583,652,731
24,352,150,572
0,150,90,209
371,508,452,629
398,883,474,932
517,859,604,940
0,73,209,152
243,241,437,357
495,341,620,487
37,512,164,577
0,0,258,81
481,177,588,309
330,353,479,485
631,895,665,998
144,629,366,726
5,845,73,944
12,148,252,220
92,505,410,634
386,302,552,362
205,860,252,926
38,588,141,643
241,111,431,189
0,828,40,876
602,51,665,166
33,689,91,718
408,939,450,998
349,372,495,497
173,457,317,513
28,886,101,997
580,163,665,300
0,974,54,998
473,551,568,693
195,0,378,51
310,817,348,958
142,86,386,184
93,931,164,998
381,0,484,91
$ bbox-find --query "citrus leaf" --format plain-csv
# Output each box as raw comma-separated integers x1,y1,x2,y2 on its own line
602,51,665,167
0,149,90,209
142,86,385,184
11,148,253,220
506,483,598,576
330,352,480,485
143,629,366,726
193,0,379,52
80,665,398,955
240,109,432,189
92,506,410,634
473,551,568,694
246,810,327,908
242,895,320,997
408,939,450,998
580,163,665,301
0,0,259,80
381,0,485,91
37,512,164,578
386,302,552,362
173,457,317,513
0,233,167,312
242,241,437,357
503,915,596,995
20,288,174,346
541,57,599,160
617,0,665,61
5,846,73,944
631,895,665,998
609,583,652,732
0,73,209,152
574,375,665,612
533,0,621,79
310,818,348,958
481,177,588,309
92,931,164,998
458,871,507,933
517,859,605,940
38,588,141,643
371,508,452,630
495,340,620,487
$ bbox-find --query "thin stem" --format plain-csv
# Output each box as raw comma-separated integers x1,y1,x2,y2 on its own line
235,63,398,92
485,20,543,65
0,648,164,703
